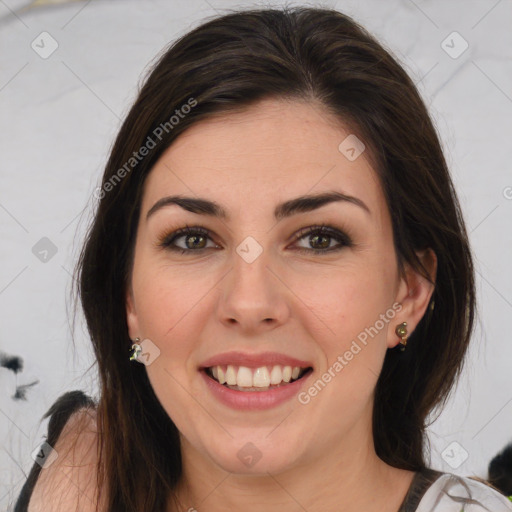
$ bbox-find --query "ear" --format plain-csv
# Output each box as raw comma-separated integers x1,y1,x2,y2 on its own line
387,248,437,349
126,284,140,341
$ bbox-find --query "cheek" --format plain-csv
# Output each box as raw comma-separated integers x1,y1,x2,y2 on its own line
305,259,396,366
301,271,395,419
132,255,208,337
313,261,393,322
134,260,214,425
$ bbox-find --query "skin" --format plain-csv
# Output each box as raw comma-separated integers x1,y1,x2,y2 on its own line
126,97,437,512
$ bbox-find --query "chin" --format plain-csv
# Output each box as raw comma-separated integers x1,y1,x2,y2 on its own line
213,448,299,476
200,430,304,475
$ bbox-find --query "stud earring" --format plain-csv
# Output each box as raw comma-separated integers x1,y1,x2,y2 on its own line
129,337,142,361
395,322,408,351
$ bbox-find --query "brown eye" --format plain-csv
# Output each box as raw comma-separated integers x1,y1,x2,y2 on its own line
308,233,331,249
292,225,352,254
182,233,207,249
158,226,218,254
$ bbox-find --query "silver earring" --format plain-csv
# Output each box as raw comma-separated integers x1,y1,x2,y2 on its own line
129,337,142,361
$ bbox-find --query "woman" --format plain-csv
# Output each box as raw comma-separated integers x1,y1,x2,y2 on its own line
15,6,512,512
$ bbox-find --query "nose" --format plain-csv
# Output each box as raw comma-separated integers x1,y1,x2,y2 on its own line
216,246,291,334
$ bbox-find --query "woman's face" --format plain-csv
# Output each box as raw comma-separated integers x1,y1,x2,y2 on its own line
126,98,434,475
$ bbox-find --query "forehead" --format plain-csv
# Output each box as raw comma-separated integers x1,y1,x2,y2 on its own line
141,98,384,222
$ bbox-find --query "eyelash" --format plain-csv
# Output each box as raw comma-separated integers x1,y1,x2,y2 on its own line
156,223,353,256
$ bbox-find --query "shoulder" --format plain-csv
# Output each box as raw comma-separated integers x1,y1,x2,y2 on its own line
416,471,512,512
24,391,104,512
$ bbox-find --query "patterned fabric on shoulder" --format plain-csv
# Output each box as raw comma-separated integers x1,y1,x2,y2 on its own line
416,472,512,512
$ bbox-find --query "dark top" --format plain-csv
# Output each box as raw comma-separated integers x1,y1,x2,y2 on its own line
10,390,448,512
397,467,445,512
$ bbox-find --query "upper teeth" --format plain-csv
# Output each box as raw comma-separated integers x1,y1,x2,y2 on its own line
210,365,306,387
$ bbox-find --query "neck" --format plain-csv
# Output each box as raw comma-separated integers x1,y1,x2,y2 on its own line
168,415,415,512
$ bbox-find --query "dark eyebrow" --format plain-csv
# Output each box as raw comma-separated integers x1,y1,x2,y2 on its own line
146,195,226,220
274,191,370,219
146,191,370,221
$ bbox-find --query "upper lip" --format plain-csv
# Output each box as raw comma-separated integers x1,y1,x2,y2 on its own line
199,351,313,369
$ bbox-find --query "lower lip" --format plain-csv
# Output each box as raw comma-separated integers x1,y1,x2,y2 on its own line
200,369,313,410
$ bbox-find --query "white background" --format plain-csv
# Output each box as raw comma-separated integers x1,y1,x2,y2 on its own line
1,0,511,509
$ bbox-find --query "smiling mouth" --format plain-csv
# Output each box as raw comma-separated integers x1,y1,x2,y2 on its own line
204,364,312,392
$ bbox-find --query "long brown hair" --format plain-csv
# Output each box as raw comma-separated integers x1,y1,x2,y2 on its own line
72,6,475,510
